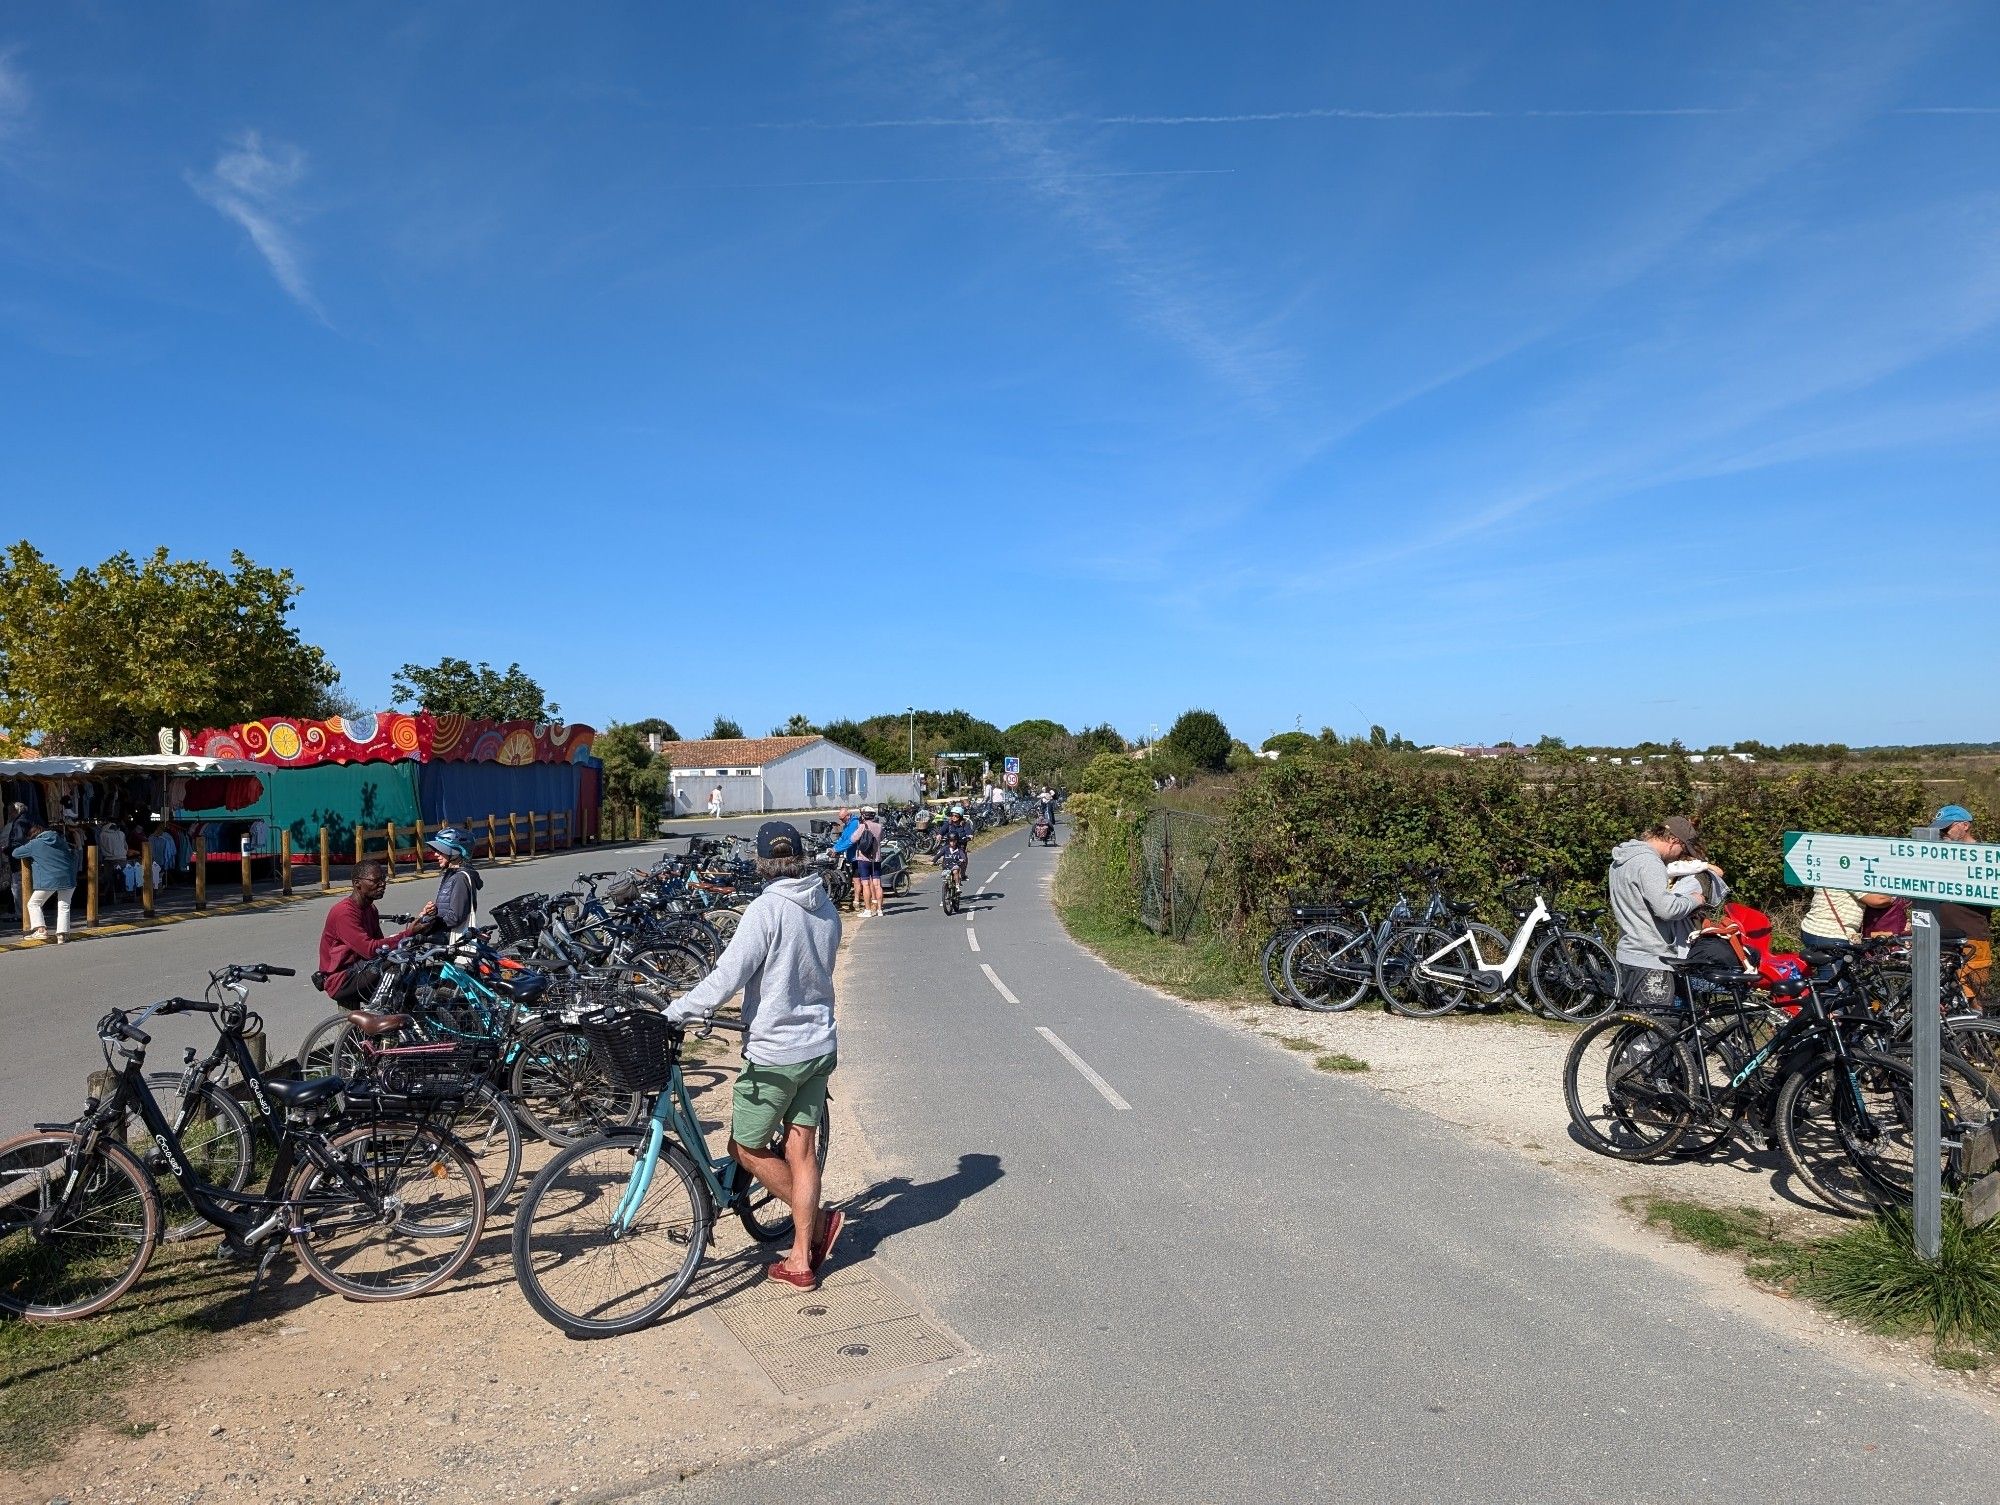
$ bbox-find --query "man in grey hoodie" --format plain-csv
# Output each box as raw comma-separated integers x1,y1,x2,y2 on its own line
667,821,843,1290
1607,815,1724,1008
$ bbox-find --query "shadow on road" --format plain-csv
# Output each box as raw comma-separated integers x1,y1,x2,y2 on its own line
831,1151,1004,1269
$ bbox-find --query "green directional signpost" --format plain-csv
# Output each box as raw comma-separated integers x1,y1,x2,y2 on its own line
1784,829,2000,1259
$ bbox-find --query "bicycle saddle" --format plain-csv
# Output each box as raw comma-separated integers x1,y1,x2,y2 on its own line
1447,900,1478,916
1569,907,1605,923
344,1010,412,1037
263,1075,344,1109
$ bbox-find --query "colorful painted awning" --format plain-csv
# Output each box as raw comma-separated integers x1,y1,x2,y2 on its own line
189,713,595,768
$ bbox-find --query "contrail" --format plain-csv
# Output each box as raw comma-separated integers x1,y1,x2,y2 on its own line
747,103,1995,129
701,167,1237,187
748,105,1747,130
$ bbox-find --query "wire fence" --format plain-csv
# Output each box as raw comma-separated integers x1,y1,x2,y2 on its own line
1137,808,1224,941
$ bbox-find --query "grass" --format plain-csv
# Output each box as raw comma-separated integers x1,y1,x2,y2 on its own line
1314,1053,1370,1073
0,1235,253,1467
1627,1194,2000,1364
1055,898,1259,1002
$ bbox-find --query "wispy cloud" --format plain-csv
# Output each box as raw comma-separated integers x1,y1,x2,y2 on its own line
0,47,29,145
707,166,1234,189
190,131,326,321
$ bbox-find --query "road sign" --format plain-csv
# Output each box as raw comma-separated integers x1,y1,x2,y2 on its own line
1781,831,2000,904
1004,771,1019,788
1004,756,1020,776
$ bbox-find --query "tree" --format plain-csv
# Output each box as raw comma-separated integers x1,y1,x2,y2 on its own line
770,713,818,737
1261,731,1319,758
1078,751,1154,812
1163,708,1232,772
594,721,671,822
391,657,557,721
709,715,745,739
0,543,340,753
630,717,678,742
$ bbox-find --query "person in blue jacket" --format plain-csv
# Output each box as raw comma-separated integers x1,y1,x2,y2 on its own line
11,822,79,943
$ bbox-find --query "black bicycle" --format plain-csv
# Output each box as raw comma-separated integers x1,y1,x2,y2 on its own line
0,964,487,1320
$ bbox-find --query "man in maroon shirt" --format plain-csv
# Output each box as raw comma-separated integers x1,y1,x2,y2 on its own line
318,860,433,1005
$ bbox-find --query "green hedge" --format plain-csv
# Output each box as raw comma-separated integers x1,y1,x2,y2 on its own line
1213,752,1985,948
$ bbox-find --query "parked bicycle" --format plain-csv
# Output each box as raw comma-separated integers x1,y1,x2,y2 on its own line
0,964,487,1320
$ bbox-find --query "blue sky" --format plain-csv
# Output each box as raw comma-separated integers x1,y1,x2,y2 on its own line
2,3,1995,749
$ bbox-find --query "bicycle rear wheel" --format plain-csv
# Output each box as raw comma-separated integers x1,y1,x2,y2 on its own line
290,1122,486,1300
1381,924,1480,1017
1530,932,1617,1023
1777,1050,1998,1216
739,1113,833,1243
0,1131,160,1320
1282,924,1373,1013
448,1084,524,1208
512,1132,710,1338
1562,1013,1695,1161
1258,927,1295,1003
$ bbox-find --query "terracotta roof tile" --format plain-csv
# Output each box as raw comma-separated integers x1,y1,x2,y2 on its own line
658,735,835,769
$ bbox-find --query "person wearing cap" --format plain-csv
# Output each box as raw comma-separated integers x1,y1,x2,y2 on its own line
1934,805,1992,994
665,820,842,1290
938,803,973,889
848,805,885,917
427,826,483,941
1607,816,1725,1008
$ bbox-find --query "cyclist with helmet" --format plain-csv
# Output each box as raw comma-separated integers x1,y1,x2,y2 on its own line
939,804,973,887
427,826,483,940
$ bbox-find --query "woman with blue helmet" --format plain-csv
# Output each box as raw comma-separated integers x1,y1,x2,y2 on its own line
427,826,483,940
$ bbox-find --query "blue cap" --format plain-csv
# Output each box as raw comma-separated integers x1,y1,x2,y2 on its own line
427,827,473,861
1935,805,1974,828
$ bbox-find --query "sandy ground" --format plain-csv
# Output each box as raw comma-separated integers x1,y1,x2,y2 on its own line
6,966,888,1505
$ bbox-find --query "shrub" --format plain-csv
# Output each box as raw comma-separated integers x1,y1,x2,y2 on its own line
1164,709,1232,772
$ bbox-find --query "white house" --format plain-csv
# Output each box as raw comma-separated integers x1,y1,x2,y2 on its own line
661,736,878,816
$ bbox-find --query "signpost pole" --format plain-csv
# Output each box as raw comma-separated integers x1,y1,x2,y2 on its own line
1912,901,1944,1263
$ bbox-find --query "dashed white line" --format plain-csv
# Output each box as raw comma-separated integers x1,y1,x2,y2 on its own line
966,927,980,952
979,963,1019,1005
1035,1027,1133,1111
983,873,1000,887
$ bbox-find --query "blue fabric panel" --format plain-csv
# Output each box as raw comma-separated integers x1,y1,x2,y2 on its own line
418,762,582,826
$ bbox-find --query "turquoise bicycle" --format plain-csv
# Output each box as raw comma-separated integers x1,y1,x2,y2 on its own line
509,1005,831,1337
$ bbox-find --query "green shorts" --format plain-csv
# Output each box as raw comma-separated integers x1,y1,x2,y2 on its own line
732,1052,837,1150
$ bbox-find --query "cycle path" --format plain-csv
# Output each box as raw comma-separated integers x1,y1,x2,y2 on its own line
655,826,2000,1504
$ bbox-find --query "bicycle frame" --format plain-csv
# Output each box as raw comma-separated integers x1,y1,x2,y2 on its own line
1416,896,1550,989
608,1066,749,1236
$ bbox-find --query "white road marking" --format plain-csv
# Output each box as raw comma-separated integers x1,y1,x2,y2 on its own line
1035,1026,1133,1111
979,963,1020,1005
966,927,980,952
984,873,1000,887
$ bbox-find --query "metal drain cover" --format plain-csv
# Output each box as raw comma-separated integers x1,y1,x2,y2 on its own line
714,1265,965,1395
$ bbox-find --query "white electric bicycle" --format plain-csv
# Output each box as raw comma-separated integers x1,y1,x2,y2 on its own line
1379,877,1616,1020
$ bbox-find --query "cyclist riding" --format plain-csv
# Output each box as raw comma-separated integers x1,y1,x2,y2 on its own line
939,804,973,883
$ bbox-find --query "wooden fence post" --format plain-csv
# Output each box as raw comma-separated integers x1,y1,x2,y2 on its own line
354,828,364,869
485,814,498,862
239,836,253,903
141,846,156,918
320,827,331,891
507,813,518,861
86,847,101,928
528,812,538,857
280,830,294,895
386,822,399,879
194,832,208,911
414,818,426,859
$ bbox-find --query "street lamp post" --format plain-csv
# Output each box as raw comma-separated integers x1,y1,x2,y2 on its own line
907,706,915,774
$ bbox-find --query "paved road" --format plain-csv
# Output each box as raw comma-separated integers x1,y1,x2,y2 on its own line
652,825,2000,1504
0,818,777,1123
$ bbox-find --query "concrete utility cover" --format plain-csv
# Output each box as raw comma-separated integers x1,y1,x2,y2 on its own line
714,1265,965,1395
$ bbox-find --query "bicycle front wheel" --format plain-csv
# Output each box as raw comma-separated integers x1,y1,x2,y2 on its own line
449,1084,525,1208
1562,1013,1695,1161
512,1133,711,1338
133,1075,254,1241
290,1122,486,1300
1282,924,1373,1013
509,1026,645,1147
1530,932,1617,1023
1777,1050,1998,1216
0,1131,160,1320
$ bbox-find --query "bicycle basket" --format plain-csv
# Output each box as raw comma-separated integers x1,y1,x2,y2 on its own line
574,1006,678,1093
603,873,642,906
491,894,548,946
